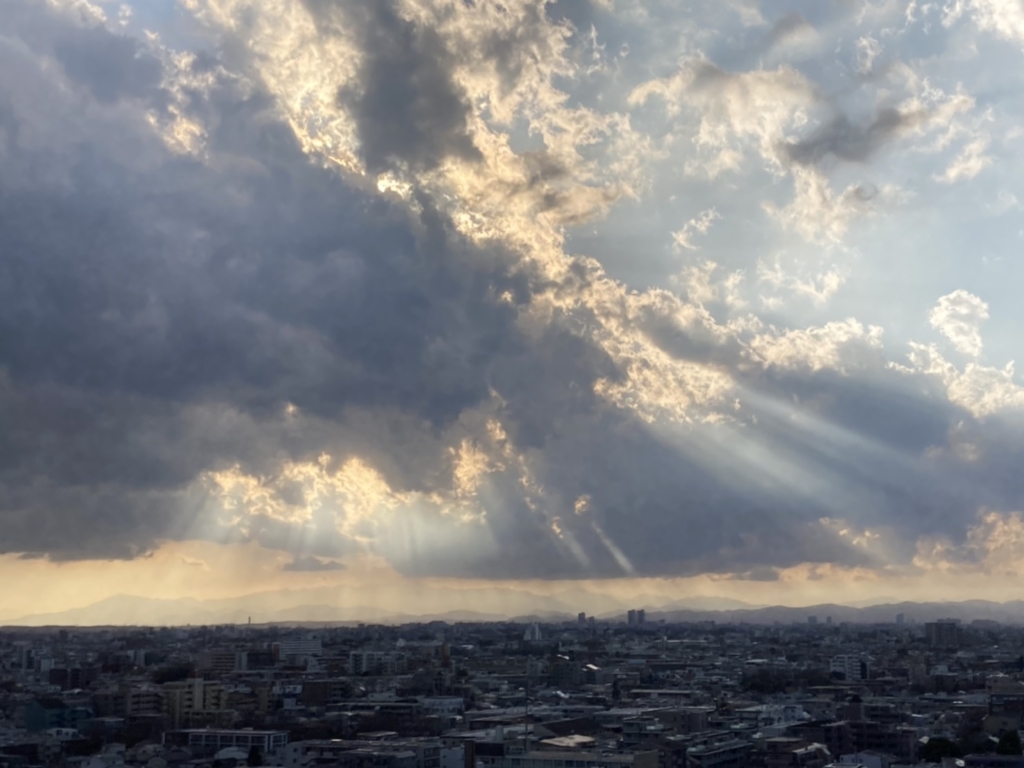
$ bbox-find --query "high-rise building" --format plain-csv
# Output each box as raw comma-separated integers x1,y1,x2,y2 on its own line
925,620,962,648
12,641,33,670
896,613,905,625
578,612,587,625
636,609,646,626
522,624,543,643
627,609,638,626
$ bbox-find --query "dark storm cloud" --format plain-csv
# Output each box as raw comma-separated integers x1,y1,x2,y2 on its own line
0,86,520,423
305,0,480,171
0,0,530,558
377,292,901,579
53,27,164,105
3,0,166,108
725,358,1021,556
540,427,871,577
735,380,963,545
943,412,1024,515
684,324,993,546
0,0,1018,580
489,325,621,450
382,405,882,581
0,479,177,562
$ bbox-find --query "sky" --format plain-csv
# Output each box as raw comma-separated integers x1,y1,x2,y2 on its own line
3,0,1024,623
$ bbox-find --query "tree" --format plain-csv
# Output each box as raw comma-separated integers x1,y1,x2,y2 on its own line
957,709,989,745
247,746,263,767
997,731,1022,756
920,738,962,762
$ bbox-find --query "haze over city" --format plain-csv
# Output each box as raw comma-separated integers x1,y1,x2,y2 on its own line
4,0,1024,625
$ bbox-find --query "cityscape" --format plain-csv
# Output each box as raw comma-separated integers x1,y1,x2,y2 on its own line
2,612,1024,767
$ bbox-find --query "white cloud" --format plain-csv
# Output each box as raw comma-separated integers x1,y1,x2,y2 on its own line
967,0,1024,46
758,260,847,306
929,289,989,356
628,57,816,176
937,137,992,182
943,0,969,27
725,0,767,27
672,207,720,251
855,35,883,75
748,319,884,373
675,259,745,308
989,190,1021,215
629,51,986,244
765,167,889,244
581,275,738,423
915,510,1024,576
898,343,1024,417
764,13,822,63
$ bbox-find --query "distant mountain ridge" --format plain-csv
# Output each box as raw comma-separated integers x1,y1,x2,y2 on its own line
7,593,1024,627
647,599,1024,626
2,584,768,627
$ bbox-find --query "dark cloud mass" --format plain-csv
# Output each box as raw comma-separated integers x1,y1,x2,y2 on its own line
0,1,522,558
310,0,481,171
0,0,1019,581
52,27,164,105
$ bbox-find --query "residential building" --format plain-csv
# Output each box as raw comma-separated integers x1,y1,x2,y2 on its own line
162,678,229,729
164,728,288,758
